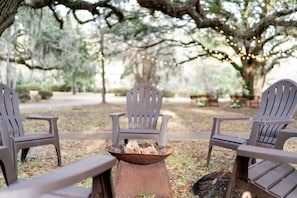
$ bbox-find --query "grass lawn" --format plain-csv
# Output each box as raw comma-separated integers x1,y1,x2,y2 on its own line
2,98,297,197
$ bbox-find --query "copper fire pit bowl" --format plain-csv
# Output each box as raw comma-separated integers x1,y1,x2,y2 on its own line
107,144,174,165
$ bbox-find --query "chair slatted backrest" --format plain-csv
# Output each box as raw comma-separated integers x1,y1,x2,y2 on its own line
0,84,24,138
255,79,297,146
126,84,162,130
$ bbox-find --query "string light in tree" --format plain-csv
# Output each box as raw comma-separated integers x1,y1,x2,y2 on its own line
134,53,180,67
211,26,297,63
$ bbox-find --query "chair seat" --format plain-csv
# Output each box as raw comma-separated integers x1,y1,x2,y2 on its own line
226,144,297,198
249,160,297,198
14,134,55,142
212,134,247,144
120,129,159,134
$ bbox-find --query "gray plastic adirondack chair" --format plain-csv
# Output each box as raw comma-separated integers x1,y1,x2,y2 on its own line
207,79,297,166
227,142,297,198
0,83,61,168
0,120,116,198
110,84,171,146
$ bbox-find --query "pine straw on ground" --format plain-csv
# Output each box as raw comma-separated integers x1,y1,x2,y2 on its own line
1,101,297,197
3,139,297,197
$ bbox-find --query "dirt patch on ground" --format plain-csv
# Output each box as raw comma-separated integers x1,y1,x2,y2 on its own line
164,102,259,133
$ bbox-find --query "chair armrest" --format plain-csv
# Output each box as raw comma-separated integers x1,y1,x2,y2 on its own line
109,112,126,125
237,144,297,164
24,115,59,135
25,115,58,121
214,116,252,121
110,113,126,145
0,155,116,198
275,128,297,149
160,114,172,120
158,114,172,146
109,112,125,117
210,116,253,136
109,112,126,129
253,119,294,125
159,114,172,130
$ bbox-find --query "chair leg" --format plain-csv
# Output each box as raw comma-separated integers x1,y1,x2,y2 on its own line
159,137,166,147
206,146,213,166
112,132,120,146
226,155,249,197
54,144,62,167
124,139,128,144
91,169,113,198
21,148,30,162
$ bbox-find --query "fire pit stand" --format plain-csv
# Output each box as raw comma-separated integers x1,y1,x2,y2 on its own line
114,160,173,197
108,145,173,197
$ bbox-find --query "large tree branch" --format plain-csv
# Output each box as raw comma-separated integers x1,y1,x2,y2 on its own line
0,0,125,36
136,0,188,18
250,7,297,37
0,54,60,70
0,0,24,36
137,0,297,41
136,0,247,40
24,0,124,27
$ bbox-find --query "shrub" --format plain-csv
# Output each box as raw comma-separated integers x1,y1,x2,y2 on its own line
38,90,53,100
26,82,41,91
15,86,31,103
162,89,175,98
196,99,208,107
228,99,243,108
110,88,129,96
52,84,71,92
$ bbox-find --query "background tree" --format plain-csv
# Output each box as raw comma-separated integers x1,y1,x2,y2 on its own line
97,16,107,103
137,0,297,96
0,7,96,94
0,0,125,98
10,1,183,90
106,7,182,87
0,7,68,70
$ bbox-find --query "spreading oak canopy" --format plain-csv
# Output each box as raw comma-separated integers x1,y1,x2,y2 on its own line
1,0,297,95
